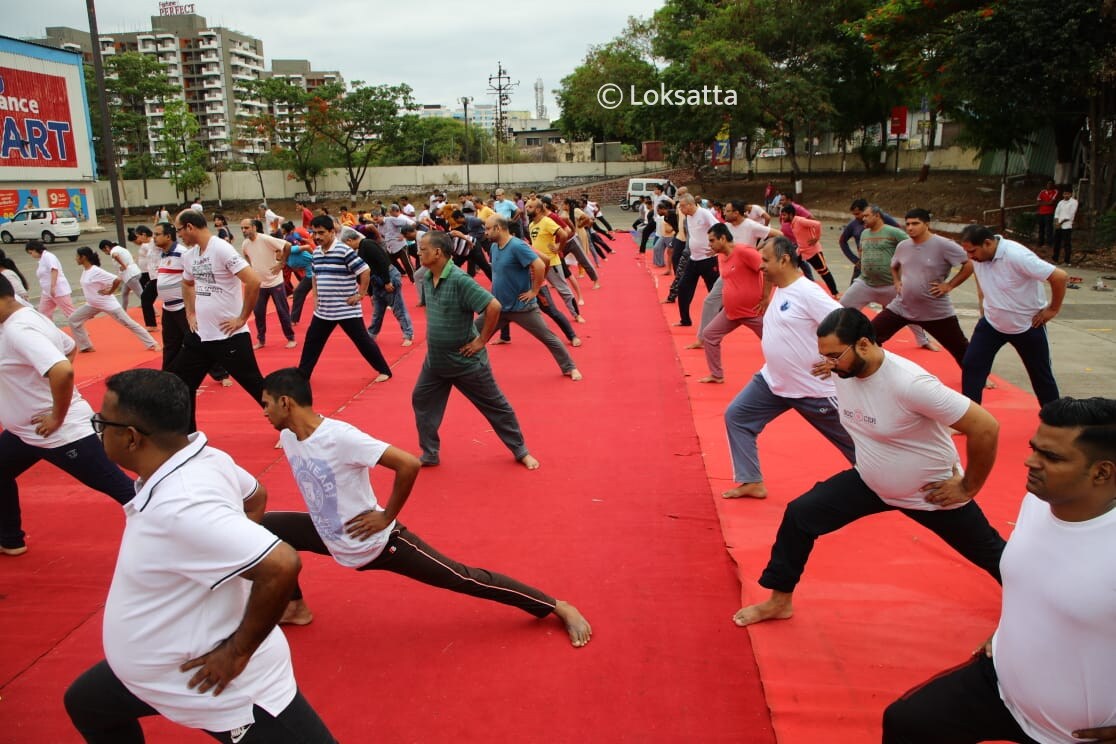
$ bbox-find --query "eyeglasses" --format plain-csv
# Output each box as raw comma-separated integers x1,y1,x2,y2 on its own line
91,414,148,436
821,345,853,363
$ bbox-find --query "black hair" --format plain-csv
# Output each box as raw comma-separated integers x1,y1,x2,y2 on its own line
0,273,13,299
309,215,335,231
765,234,800,267
252,219,265,233
817,307,877,345
905,208,932,223
850,198,869,211
728,199,748,215
400,224,418,236
213,213,227,225
280,221,295,233
105,369,192,438
25,239,45,256
780,203,797,216
0,249,29,289
154,222,176,242
127,227,137,243
77,246,101,266
451,209,464,220
1039,397,1116,465
959,224,996,245
134,225,153,238
262,367,313,407
708,222,733,241
98,239,117,252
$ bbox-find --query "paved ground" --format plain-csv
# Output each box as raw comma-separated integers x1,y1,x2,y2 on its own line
6,206,1112,398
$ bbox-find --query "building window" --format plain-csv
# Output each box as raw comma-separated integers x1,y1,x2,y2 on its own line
526,137,541,146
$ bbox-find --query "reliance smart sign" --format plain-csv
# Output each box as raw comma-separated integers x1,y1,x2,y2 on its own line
0,66,76,168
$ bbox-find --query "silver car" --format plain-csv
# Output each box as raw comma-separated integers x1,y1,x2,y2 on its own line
0,208,82,244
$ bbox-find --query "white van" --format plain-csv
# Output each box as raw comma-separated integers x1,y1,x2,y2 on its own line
620,178,668,211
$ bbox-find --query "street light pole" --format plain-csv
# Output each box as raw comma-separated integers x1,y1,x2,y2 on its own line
461,96,472,194
85,0,125,244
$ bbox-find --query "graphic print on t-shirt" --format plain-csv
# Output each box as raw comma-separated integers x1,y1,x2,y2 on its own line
289,455,343,539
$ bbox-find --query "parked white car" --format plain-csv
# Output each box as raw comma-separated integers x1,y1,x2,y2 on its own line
0,208,81,244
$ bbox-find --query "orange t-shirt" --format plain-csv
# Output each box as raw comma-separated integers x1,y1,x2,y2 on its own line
719,245,765,319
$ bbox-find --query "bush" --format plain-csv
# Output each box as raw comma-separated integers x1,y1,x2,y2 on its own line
1009,210,1038,240
1094,210,1116,249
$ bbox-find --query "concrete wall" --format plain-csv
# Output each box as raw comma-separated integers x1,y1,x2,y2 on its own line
91,161,668,212
735,145,980,176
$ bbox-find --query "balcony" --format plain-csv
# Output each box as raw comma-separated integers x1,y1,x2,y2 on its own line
202,78,222,90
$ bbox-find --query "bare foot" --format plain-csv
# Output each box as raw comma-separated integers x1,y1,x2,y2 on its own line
732,593,793,627
566,369,583,381
373,373,391,383
697,376,724,384
519,453,540,470
401,338,413,347
553,600,592,647
490,338,511,345
985,379,998,389
575,316,587,324
722,482,768,499
684,341,704,350
920,340,941,352
570,337,582,347
220,378,233,387
279,599,314,626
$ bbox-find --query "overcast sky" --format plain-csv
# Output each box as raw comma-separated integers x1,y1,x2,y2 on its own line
12,0,659,117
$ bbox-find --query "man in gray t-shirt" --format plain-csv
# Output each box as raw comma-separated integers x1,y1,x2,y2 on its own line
870,209,973,368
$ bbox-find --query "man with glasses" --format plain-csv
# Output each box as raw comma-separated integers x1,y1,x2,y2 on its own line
169,210,266,433
66,369,336,743
0,274,134,557
296,216,393,383
722,236,855,500
733,307,1004,628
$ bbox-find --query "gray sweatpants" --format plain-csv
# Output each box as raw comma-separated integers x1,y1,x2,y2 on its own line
69,304,157,351
478,309,576,374
841,279,931,347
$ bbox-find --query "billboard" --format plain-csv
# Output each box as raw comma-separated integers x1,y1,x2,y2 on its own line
0,37,95,182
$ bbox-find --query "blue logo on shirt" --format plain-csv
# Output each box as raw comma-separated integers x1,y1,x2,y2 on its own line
780,300,790,311
290,455,342,539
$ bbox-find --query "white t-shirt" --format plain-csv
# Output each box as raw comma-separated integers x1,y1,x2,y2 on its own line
993,493,1116,744
759,277,842,398
280,418,395,568
109,245,141,283
182,236,250,342
1,268,29,299
973,237,1056,335
747,205,767,223
79,265,123,313
685,207,719,260
242,234,286,289
1053,198,1078,229
834,352,971,510
0,305,94,448
136,242,157,276
401,203,416,217
103,433,296,732
34,249,71,297
727,218,771,246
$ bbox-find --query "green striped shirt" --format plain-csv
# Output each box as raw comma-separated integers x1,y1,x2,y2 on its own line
423,260,495,374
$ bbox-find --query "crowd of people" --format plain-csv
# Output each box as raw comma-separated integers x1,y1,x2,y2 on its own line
0,176,1111,743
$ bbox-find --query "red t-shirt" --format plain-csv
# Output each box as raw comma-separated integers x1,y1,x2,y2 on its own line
719,244,765,319
301,207,314,228
1037,189,1058,216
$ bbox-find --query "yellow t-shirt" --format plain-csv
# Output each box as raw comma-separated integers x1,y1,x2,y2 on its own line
529,216,562,267
476,205,495,222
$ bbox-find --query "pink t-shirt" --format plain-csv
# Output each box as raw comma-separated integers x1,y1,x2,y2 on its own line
719,245,765,320
788,216,823,259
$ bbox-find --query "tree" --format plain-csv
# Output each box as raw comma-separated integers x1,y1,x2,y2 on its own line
240,78,330,195
309,81,416,199
377,116,491,166
158,99,209,205
103,52,178,204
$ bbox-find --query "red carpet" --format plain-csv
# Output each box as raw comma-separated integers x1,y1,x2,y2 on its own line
0,249,774,742
653,254,1041,742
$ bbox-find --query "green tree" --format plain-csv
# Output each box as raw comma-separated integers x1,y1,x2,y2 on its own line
377,116,491,166
310,81,416,199
103,52,178,204
158,99,209,205
240,78,330,195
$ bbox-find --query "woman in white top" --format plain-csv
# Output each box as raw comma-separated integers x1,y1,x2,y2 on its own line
0,249,30,300
24,240,76,320
68,247,159,353
130,225,160,329
98,239,144,312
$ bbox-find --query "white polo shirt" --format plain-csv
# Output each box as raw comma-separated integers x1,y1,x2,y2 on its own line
182,236,251,342
102,433,297,732
0,305,93,448
972,237,1056,335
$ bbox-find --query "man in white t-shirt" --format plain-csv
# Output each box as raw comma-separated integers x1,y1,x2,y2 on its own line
257,368,592,647
722,235,855,500
1052,187,1079,265
169,209,265,432
733,307,1005,628
258,203,283,236
675,195,721,327
883,396,1116,744
958,225,1067,408
0,275,135,556
241,219,296,350
63,369,336,743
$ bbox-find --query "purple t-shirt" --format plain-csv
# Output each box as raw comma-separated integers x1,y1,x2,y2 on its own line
887,234,969,321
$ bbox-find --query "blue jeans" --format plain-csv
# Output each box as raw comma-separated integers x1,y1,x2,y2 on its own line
724,373,855,483
369,267,414,340
0,431,135,548
961,317,1059,406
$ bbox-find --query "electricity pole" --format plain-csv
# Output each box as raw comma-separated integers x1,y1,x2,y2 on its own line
487,62,518,190
86,0,125,244
461,96,472,193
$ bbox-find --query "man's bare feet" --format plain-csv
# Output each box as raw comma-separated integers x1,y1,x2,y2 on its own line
490,338,511,345
519,453,540,470
553,600,592,647
373,373,390,383
697,376,724,384
732,592,793,627
722,482,768,499
920,340,942,352
565,369,583,381
570,337,582,347
279,599,314,626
